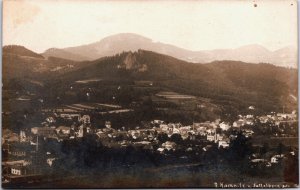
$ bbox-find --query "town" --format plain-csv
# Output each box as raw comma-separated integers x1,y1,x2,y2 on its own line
2,103,298,187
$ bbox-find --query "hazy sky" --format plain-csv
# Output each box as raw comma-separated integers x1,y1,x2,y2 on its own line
3,0,298,53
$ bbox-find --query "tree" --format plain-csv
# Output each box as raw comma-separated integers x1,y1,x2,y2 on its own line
276,143,285,155
170,133,183,144
229,132,252,161
157,133,168,143
260,142,269,155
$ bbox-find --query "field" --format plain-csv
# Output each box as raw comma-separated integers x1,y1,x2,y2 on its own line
42,102,132,114
75,78,102,84
156,91,196,100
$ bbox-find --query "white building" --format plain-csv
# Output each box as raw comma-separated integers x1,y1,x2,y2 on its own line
19,130,27,142
219,122,231,131
218,140,230,148
271,154,284,164
105,121,111,128
80,115,91,124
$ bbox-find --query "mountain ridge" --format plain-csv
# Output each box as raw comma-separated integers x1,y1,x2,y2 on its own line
2,47,297,114
54,49,297,113
39,33,297,68
3,45,44,59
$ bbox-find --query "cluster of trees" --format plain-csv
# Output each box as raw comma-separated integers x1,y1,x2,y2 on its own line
31,129,298,185
249,121,298,137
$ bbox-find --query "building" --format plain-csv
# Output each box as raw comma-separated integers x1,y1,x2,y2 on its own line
153,120,164,125
271,154,284,164
218,140,230,148
159,124,169,132
207,134,215,142
161,141,176,151
19,130,27,142
219,122,231,131
8,143,35,157
207,133,226,143
105,121,112,128
4,159,32,176
233,119,245,128
77,125,87,137
31,127,56,138
46,158,56,167
59,113,81,121
80,115,91,124
179,126,191,135
46,117,56,123
55,126,71,135
249,106,255,110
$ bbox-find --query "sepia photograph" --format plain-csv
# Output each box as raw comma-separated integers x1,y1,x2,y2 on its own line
2,0,298,188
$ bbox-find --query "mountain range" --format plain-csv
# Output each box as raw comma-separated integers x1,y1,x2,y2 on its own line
42,33,297,68
2,41,297,114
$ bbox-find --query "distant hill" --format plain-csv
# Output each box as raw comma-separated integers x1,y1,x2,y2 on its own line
43,48,89,61
2,46,87,80
3,45,44,59
42,33,297,68
57,50,297,113
201,45,297,68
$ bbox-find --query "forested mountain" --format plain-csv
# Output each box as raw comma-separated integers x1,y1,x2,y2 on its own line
55,50,297,113
3,44,297,114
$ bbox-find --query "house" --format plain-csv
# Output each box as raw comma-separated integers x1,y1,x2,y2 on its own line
11,165,27,176
127,130,140,140
46,117,56,123
179,126,191,135
80,115,91,124
105,121,112,128
153,120,164,125
250,159,266,163
55,126,70,135
46,158,56,167
11,150,26,157
196,126,207,136
159,124,169,132
246,115,254,119
77,125,87,137
59,113,81,121
246,119,254,125
172,127,180,134
31,127,56,137
259,116,270,123
161,141,176,151
157,147,165,153
242,129,254,138
2,129,19,143
197,121,217,129
218,140,229,148
207,134,215,142
206,128,216,135
233,119,245,128
207,133,225,143
202,145,213,152
271,154,284,164
219,122,231,131
7,159,32,176
134,141,151,145
249,106,255,110
19,130,27,142
8,143,35,157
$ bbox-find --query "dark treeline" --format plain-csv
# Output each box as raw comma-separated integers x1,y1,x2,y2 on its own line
34,132,298,185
